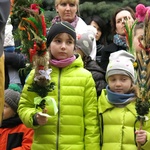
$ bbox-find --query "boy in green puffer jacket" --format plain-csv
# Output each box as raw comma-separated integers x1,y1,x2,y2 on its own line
18,21,100,150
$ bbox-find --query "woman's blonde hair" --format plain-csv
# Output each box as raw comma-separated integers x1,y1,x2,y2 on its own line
55,0,79,6
55,0,80,16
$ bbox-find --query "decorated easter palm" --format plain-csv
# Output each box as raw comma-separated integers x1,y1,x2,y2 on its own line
15,2,57,116
135,12,150,118
125,11,150,150
135,12,150,150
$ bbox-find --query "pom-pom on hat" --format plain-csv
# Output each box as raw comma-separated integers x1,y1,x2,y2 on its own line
106,50,135,82
76,25,96,56
47,21,76,47
4,84,21,112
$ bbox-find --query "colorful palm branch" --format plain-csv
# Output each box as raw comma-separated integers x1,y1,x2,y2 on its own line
17,3,55,112
125,14,150,150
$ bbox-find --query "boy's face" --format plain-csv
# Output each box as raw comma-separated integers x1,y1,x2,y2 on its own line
108,74,132,94
133,28,144,52
48,33,75,60
3,102,16,120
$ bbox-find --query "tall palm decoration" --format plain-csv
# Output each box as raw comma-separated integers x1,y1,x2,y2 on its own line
125,13,150,150
13,1,57,116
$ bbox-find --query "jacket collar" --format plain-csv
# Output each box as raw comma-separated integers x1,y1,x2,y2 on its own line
98,89,137,117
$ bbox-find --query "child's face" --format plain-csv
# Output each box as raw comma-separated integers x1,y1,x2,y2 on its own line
90,21,102,41
108,74,132,94
133,28,144,52
3,102,16,120
48,33,75,60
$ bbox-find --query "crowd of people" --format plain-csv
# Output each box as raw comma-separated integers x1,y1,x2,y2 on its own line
1,0,150,149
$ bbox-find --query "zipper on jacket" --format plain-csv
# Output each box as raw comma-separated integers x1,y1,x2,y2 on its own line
56,69,61,150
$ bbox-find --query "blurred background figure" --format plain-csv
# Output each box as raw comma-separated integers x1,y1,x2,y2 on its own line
4,16,15,53
75,26,107,97
132,21,144,52
4,16,26,90
52,0,97,60
85,15,107,65
99,6,135,71
0,84,33,150
52,0,87,34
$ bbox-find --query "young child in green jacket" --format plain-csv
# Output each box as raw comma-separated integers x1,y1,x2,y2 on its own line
18,21,100,150
98,50,150,150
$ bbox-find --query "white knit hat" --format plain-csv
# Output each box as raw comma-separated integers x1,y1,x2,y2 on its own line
106,50,135,82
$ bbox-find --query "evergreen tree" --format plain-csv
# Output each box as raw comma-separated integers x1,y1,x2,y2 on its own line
11,0,150,42
79,0,150,43
80,0,150,22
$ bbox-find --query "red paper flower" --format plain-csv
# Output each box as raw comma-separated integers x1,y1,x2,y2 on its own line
38,65,44,70
30,4,39,13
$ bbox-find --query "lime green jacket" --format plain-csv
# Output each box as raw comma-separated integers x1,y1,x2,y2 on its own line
18,55,100,150
98,89,150,150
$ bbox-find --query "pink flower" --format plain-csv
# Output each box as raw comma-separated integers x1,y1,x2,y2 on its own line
135,4,150,22
30,4,39,13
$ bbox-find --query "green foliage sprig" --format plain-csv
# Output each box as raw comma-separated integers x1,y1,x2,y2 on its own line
28,81,55,98
135,98,150,117
124,20,137,55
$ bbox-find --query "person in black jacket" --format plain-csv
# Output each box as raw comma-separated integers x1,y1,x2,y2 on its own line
75,27,107,97
3,13,27,90
85,15,107,66
100,6,135,71
4,52,26,89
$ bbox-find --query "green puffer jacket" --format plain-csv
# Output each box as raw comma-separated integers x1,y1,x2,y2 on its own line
98,89,150,150
18,55,100,150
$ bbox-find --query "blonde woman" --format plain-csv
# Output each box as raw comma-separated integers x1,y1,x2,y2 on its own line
52,0,97,60
18,22,100,150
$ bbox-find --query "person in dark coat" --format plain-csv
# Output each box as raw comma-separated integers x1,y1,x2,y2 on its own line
75,27,107,97
85,15,107,66
4,52,26,89
100,6,135,71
